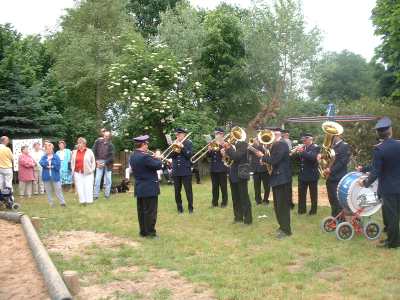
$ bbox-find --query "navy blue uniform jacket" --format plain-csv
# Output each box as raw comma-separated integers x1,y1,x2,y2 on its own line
263,140,291,187
297,144,320,182
226,141,248,183
327,141,351,182
208,146,227,173
130,150,162,198
171,140,193,177
365,138,400,195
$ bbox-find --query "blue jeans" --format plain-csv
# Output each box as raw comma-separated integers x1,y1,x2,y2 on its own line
93,160,112,198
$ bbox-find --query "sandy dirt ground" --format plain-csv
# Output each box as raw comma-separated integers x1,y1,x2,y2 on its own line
0,219,49,300
44,230,215,300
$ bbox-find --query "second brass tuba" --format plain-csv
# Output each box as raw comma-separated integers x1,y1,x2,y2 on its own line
318,121,344,179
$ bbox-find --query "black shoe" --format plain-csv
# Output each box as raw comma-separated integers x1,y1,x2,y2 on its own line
61,203,66,208
308,211,317,215
276,231,291,240
220,204,227,208
298,211,306,215
290,203,295,210
94,197,98,201
188,209,193,214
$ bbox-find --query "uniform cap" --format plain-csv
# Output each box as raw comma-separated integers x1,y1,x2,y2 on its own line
374,117,392,132
133,135,149,143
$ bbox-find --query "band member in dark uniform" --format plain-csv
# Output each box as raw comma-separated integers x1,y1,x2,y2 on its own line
249,137,270,205
170,128,194,213
292,133,320,215
361,117,400,249
258,128,292,238
282,129,295,209
222,137,252,224
129,135,163,238
321,135,351,217
209,128,228,207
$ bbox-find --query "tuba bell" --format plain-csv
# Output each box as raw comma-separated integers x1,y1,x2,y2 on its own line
318,121,344,179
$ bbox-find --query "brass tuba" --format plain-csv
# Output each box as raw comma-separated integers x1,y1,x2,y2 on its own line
318,121,344,179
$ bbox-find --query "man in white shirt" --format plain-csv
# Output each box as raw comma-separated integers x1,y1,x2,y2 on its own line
30,142,45,194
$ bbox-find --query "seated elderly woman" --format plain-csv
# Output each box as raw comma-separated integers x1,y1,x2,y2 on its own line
71,137,96,205
39,143,66,207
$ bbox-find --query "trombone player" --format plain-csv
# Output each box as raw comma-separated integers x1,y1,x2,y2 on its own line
170,128,194,214
208,128,228,208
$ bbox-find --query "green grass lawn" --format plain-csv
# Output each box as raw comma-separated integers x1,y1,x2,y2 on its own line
18,178,400,300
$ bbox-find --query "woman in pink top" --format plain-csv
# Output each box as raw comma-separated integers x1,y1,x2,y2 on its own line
18,145,36,198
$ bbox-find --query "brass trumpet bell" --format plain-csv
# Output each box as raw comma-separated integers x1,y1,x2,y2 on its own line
226,126,246,145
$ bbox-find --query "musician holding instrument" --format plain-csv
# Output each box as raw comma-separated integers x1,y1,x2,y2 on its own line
129,135,163,238
319,131,351,217
258,128,292,239
249,136,270,206
221,127,252,224
208,128,228,208
360,117,400,249
170,128,194,214
291,133,320,215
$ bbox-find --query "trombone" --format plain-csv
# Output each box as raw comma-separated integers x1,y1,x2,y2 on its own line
146,150,171,164
161,132,192,160
191,135,226,164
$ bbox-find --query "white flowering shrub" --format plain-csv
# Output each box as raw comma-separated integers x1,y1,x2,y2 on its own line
107,40,203,141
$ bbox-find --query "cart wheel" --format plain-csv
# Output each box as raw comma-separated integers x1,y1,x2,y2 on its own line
320,216,336,233
336,222,354,241
363,221,382,241
12,203,20,211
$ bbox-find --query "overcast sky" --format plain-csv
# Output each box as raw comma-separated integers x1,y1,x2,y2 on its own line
0,0,380,61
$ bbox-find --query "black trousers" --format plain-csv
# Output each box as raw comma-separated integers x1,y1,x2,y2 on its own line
173,175,193,212
253,172,270,204
137,196,158,237
272,183,292,235
326,180,342,217
298,180,318,214
192,168,201,184
230,179,252,224
211,172,228,206
382,194,400,248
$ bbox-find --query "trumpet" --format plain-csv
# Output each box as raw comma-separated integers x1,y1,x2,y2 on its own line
191,135,226,164
161,132,192,160
290,144,304,155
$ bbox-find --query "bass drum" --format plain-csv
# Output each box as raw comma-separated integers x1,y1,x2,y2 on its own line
337,171,381,217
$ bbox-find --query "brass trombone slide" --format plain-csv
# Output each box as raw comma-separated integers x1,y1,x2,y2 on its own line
190,135,227,164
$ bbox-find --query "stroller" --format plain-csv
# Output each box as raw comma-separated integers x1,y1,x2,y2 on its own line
0,187,20,211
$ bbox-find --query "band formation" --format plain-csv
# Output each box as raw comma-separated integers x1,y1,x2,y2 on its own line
130,117,400,249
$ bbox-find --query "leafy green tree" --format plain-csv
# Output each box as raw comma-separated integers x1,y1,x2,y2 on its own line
372,0,400,101
127,0,181,37
199,4,257,124
50,0,140,124
244,0,321,103
0,24,63,138
107,40,203,148
309,51,377,102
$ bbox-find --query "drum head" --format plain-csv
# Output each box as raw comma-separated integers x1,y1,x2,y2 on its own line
337,172,381,216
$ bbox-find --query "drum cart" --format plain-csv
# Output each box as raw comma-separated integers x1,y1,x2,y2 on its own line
321,172,382,241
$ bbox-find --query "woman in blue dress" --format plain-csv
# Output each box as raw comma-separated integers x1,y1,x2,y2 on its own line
56,140,73,190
